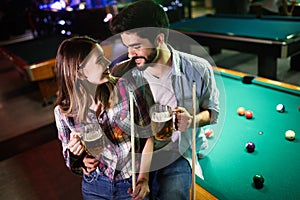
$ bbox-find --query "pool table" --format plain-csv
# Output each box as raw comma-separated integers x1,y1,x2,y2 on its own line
170,14,300,80
195,67,300,200
0,35,68,105
0,35,114,105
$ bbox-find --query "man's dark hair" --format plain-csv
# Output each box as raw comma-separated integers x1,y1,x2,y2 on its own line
110,0,170,41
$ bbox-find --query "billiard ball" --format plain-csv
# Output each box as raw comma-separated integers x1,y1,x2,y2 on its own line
204,128,214,138
237,107,246,116
197,153,204,159
276,103,285,112
245,142,255,153
253,174,264,189
245,110,253,119
285,130,296,140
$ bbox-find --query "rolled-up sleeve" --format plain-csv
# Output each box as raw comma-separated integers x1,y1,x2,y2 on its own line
199,66,219,124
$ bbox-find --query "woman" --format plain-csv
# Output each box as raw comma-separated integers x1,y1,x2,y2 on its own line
54,36,153,200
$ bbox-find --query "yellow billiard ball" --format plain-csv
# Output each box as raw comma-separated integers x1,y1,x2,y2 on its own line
237,107,246,116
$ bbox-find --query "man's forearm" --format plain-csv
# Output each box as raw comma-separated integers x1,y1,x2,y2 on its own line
195,109,211,127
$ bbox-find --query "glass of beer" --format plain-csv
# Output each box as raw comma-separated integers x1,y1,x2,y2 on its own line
150,104,175,141
81,123,104,159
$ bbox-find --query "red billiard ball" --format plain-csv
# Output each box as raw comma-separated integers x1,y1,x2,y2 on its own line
253,174,264,189
245,110,253,119
246,142,255,153
204,128,214,138
237,107,246,116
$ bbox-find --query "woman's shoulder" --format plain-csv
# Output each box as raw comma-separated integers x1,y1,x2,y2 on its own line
54,105,62,113
54,104,75,119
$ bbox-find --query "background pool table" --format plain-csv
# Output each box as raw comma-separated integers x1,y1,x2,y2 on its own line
170,14,300,80
0,35,68,105
196,67,300,200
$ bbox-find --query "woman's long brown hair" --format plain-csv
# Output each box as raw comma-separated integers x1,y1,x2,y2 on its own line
54,36,99,122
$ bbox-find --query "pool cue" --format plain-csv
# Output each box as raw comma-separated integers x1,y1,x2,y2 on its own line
129,91,136,192
192,81,196,200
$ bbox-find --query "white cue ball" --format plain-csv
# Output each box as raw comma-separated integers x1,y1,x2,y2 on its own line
285,130,296,140
276,104,285,112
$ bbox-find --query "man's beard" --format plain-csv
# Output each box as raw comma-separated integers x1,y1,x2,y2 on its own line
132,48,158,71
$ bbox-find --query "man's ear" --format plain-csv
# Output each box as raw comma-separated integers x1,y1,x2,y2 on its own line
155,33,165,47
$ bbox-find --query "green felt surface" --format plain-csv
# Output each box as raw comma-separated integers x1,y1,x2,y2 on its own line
171,15,300,41
3,35,68,64
197,71,300,200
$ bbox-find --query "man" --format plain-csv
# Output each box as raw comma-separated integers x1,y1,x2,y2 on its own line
261,0,292,16
109,1,220,199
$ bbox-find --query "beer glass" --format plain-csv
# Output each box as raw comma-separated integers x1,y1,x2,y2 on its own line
150,104,175,141
81,123,104,159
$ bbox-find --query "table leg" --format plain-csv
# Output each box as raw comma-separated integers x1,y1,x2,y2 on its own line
290,53,300,71
37,79,57,106
258,54,277,80
209,46,222,56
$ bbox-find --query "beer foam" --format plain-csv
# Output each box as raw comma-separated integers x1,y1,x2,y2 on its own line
84,131,102,141
151,111,172,122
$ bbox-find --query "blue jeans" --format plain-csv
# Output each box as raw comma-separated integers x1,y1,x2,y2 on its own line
82,170,133,200
149,155,192,200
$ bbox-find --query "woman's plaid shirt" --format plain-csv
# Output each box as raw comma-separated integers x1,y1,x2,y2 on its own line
54,78,151,180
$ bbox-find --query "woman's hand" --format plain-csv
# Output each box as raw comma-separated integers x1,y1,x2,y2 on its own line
67,131,84,156
82,156,99,175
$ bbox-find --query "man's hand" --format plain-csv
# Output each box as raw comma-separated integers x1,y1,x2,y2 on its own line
129,177,150,200
82,156,99,175
173,107,193,132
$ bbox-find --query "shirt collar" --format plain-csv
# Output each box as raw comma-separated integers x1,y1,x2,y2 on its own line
167,44,184,76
